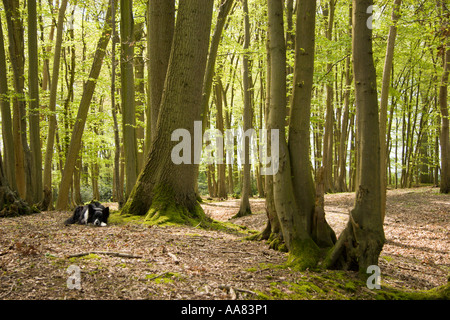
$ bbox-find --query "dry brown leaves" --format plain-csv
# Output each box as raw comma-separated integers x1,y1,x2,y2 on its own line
0,187,448,300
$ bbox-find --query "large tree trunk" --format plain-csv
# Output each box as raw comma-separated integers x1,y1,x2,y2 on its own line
145,0,175,153
326,0,385,274
55,1,114,211
120,0,214,224
379,0,402,219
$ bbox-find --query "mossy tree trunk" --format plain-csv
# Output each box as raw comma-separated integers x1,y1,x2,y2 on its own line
121,0,214,224
0,149,32,217
325,0,385,274
266,0,326,269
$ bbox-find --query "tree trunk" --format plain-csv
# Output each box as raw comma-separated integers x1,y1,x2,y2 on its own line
120,0,214,225
0,15,16,191
55,1,114,210
322,0,336,193
28,0,43,205
326,0,385,274
235,0,252,218
111,0,123,206
42,0,68,208
439,42,450,193
121,0,138,199
2,0,33,203
289,0,336,248
267,0,322,268
380,0,402,218
146,0,175,153
0,149,32,217
215,77,227,199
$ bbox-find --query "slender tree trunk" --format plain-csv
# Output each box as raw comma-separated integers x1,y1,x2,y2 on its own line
55,1,114,210
267,0,323,268
322,0,336,192
215,77,227,199
42,0,68,207
0,15,16,190
326,0,385,274
380,0,402,218
289,0,336,248
111,0,123,206
28,0,43,204
121,0,138,199
439,42,450,193
2,0,32,203
121,0,214,224
235,0,252,218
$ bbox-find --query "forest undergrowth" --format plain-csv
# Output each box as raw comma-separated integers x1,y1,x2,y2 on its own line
0,187,448,300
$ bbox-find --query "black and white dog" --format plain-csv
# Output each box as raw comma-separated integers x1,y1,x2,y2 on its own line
64,201,110,227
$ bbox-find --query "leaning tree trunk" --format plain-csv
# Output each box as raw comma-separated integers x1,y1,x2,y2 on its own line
325,0,385,274
379,0,402,219
55,1,114,211
120,0,214,225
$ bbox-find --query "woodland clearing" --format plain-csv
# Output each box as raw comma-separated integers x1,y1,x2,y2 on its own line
0,186,448,300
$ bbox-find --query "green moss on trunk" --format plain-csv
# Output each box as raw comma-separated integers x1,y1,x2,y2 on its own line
286,238,321,271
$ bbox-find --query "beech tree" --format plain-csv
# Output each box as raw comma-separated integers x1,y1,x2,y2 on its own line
120,0,214,223
325,0,385,272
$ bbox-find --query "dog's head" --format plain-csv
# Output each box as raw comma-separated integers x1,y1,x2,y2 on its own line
88,203,110,227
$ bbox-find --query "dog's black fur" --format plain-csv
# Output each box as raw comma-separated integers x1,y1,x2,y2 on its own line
64,201,110,227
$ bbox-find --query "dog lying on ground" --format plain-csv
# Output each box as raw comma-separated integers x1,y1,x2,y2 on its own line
64,201,110,227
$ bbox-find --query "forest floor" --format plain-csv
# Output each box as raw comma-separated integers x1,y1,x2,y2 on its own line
0,186,448,300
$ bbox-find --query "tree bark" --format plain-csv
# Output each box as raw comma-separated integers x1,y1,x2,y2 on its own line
0,148,32,217
439,42,450,193
28,0,43,204
120,0,138,199
146,0,175,153
267,0,321,268
120,0,214,224
55,1,114,210
326,0,385,273
0,15,16,191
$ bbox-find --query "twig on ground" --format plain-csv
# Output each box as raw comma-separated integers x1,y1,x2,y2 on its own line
66,251,142,259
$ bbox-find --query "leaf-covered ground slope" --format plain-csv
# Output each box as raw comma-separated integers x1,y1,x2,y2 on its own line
0,187,448,299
